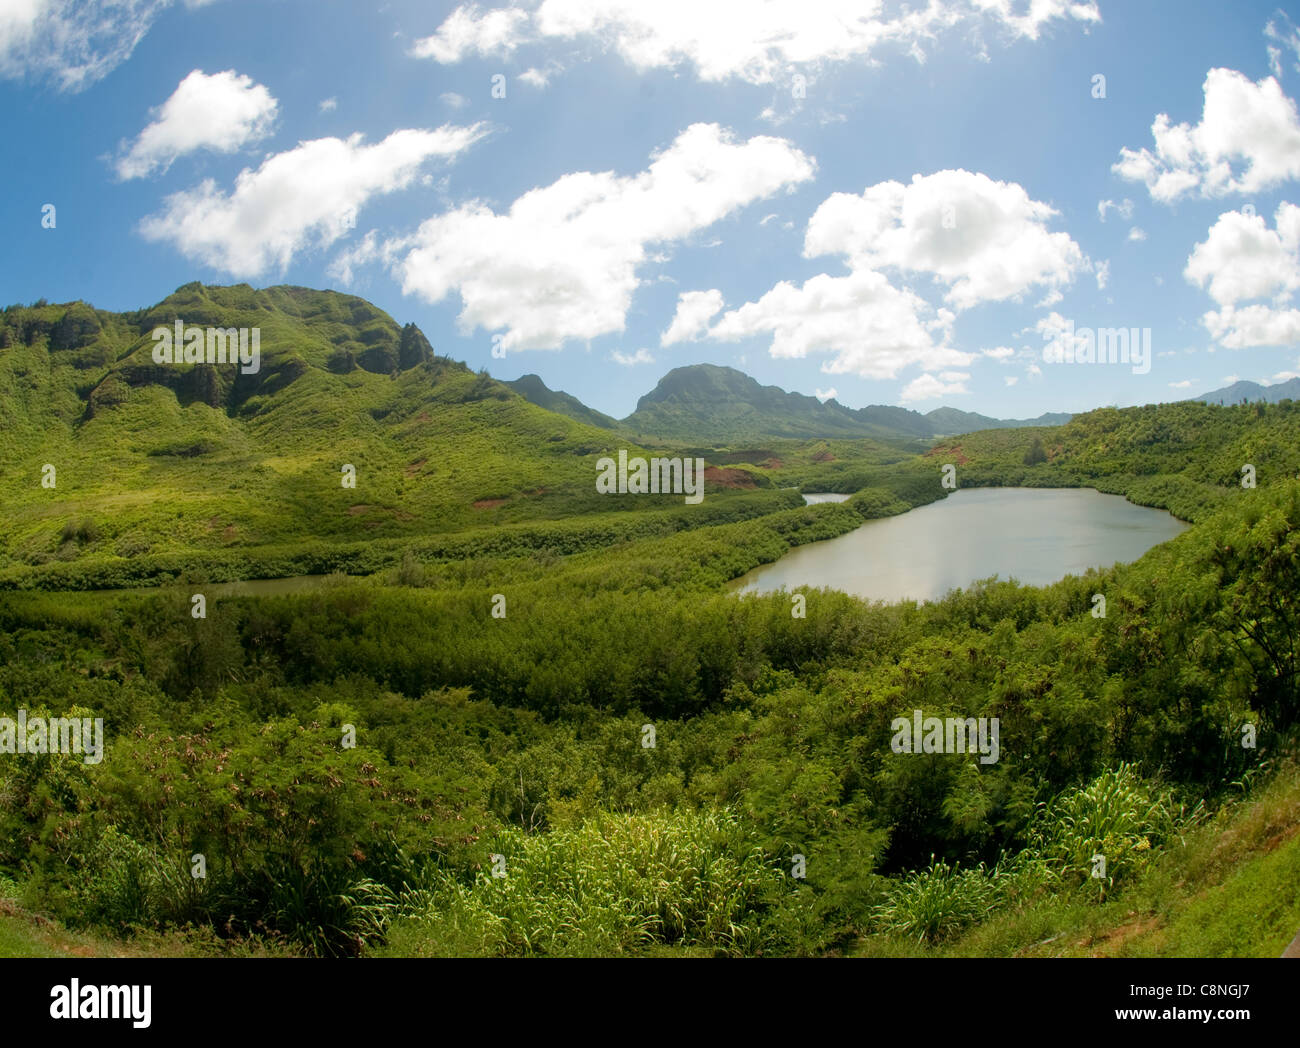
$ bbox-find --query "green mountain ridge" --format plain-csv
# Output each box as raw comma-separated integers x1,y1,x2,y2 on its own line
0,284,714,586
508,363,1074,443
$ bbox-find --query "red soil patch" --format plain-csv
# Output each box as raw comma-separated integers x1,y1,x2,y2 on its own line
346,504,371,516
703,466,757,490
812,450,835,463
760,458,784,469
405,457,427,476
473,498,509,510
925,444,972,465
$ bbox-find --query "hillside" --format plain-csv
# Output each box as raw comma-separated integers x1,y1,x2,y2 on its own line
504,373,620,430
0,285,784,589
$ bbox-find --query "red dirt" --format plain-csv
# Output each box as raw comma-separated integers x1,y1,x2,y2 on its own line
925,444,972,465
703,466,757,490
473,498,509,510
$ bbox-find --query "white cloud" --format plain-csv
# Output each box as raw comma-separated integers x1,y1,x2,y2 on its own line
0,0,170,90
804,169,1086,310
814,387,837,401
388,123,814,351
981,345,1015,361
412,0,1100,84
1169,379,1193,388
1186,202,1300,349
440,91,469,108
1004,375,1018,386
319,96,337,113
518,66,551,87
759,213,778,226
410,4,530,62
707,268,969,379
116,69,277,180
140,124,488,277
1202,303,1300,348
900,370,971,402
1128,227,1147,242
611,348,654,365
1097,197,1134,222
1185,204,1300,307
661,289,724,345
327,229,382,286
1096,259,1110,289
1266,12,1300,78
1115,68,1300,202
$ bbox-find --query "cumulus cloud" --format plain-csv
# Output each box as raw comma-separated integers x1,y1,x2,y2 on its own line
1128,227,1147,242
981,345,1015,361
1095,259,1110,289
804,169,1086,310
1114,68,1300,202
410,3,530,62
661,289,724,345
611,348,654,365
815,387,837,401
386,123,814,351
319,97,337,112
116,69,277,179
1185,203,1300,347
707,269,969,379
411,0,1099,84
899,370,971,402
140,124,488,277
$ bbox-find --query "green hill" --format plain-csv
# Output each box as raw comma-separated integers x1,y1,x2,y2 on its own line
0,285,784,589
504,373,619,430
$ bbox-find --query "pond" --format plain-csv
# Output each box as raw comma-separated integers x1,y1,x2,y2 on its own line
732,487,1189,604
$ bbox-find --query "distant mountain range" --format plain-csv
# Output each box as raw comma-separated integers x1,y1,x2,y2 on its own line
1194,377,1300,406
508,364,1071,443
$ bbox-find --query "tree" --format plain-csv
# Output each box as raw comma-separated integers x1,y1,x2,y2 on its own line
1023,437,1048,465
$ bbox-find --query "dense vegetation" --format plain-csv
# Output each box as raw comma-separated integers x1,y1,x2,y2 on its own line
1,288,1297,958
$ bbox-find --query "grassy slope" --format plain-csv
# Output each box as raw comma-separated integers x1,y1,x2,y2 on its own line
1,285,782,583
854,755,1300,958
3,759,1294,958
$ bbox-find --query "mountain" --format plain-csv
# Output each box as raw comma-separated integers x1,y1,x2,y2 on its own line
616,363,1069,443
0,283,642,584
1195,377,1300,406
621,364,897,442
924,406,1074,435
505,373,618,429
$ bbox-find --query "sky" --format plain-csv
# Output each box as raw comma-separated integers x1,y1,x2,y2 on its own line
3,0,1300,421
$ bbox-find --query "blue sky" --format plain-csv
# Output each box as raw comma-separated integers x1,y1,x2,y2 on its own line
4,0,1300,420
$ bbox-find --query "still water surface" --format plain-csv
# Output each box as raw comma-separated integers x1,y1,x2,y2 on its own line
732,487,1188,604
